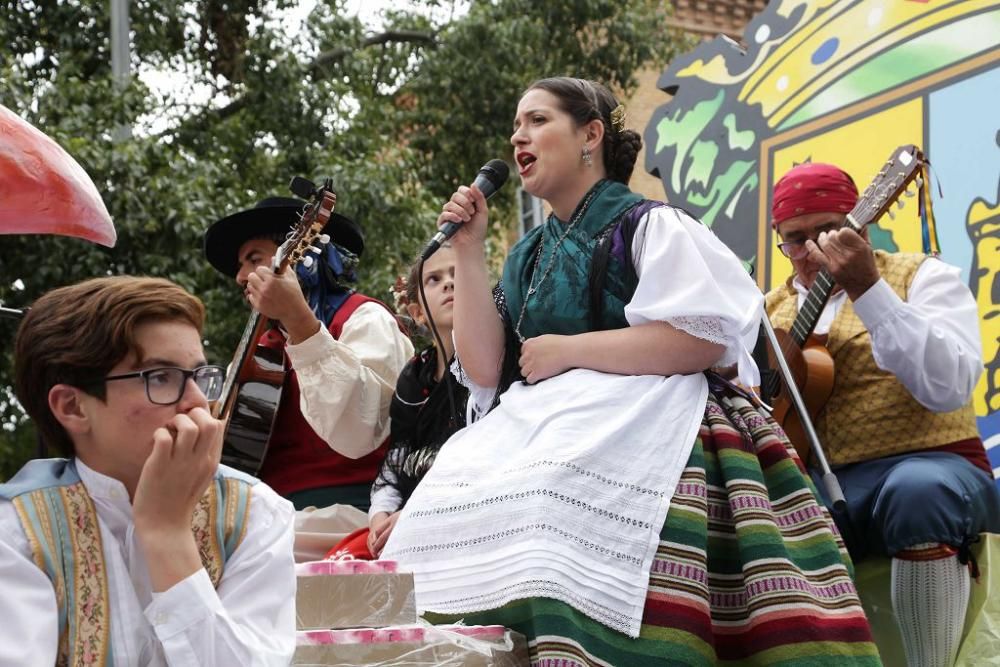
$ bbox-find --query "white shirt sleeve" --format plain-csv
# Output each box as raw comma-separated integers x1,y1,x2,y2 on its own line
0,500,59,667
626,206,764,388
286,302,414,459
144,483,297,666
851,257,983,412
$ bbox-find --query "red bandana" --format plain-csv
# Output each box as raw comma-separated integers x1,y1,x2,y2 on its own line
771,162,859,229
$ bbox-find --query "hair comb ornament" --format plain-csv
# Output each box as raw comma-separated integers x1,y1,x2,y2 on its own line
390,275,410,313
610,104,627,133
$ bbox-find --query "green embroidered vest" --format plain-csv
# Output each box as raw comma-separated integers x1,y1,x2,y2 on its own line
503,179,644,340
0,459,255,667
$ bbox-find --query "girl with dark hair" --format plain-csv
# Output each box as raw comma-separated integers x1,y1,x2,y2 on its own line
383,78,878,664
366,245,469,557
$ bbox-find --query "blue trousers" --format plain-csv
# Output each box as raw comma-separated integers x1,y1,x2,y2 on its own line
810,451,1000,559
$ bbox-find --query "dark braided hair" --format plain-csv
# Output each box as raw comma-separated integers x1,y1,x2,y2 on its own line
525,77,643,184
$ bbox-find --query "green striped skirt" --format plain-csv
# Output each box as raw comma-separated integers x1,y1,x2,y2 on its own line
426,388,881,665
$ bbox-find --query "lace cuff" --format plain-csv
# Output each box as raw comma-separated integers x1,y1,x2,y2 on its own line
450,356,494,422
666,315,738,367
449,355,471,389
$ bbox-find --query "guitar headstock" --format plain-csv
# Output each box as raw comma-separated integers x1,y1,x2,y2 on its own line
846,145,925,233
273,177,337,272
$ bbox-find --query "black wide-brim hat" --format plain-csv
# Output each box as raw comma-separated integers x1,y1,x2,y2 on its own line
204,196,365,277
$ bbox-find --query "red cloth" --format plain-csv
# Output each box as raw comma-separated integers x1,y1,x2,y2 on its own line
257,294,391,497
926,437,993,478
772,162,859,228
325,527,375,560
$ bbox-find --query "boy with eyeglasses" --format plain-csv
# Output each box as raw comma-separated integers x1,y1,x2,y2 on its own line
0,276,295,666
765,162,998,667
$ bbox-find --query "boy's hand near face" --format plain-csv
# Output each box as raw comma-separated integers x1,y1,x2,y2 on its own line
133,407,223,592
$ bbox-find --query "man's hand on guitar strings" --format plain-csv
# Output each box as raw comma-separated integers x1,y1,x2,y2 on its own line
246,266,321,344
804,228,881,301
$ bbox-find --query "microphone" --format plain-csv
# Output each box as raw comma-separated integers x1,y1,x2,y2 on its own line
421,159,510,260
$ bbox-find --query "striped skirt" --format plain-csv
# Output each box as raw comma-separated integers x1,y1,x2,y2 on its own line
426,388,881,665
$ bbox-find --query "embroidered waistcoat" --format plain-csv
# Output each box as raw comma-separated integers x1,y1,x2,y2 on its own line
0,459,255,667
766,250,980,466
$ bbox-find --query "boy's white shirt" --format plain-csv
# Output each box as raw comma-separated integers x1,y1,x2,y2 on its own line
0,459,297,666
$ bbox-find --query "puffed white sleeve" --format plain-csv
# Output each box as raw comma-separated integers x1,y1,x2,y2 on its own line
0,500,60,667
851,257,983,411
287,302,414,458
625,206,764,387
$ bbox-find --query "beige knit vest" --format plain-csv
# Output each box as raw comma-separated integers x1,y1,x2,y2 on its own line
765,250,979,466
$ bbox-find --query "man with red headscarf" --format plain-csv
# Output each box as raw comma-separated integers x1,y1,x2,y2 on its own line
765,162,999,667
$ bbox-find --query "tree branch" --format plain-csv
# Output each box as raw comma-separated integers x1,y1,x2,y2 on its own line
165,30,436,134
312,30,436,73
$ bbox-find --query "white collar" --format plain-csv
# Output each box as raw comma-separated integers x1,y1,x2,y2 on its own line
75,458,132,505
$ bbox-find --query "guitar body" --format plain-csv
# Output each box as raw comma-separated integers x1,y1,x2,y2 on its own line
220,343,287,475
769,330,835,465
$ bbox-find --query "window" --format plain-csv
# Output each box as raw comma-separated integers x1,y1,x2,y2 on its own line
519,187,545,236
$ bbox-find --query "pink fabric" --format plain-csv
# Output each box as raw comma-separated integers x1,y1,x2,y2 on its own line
297,557,397,576
296,625,509,645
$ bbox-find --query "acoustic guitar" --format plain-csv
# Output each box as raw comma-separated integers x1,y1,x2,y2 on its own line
217,179,338,475
767,145,926,463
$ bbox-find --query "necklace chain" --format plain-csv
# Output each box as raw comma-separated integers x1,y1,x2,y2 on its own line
513,187,600,342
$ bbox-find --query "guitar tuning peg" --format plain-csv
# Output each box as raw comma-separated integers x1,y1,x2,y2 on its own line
904,189,916,198
915,176,924,188
308,245,322,254
886,208,896,220
302,255,315,269
318,234,330,245
896,199,905,210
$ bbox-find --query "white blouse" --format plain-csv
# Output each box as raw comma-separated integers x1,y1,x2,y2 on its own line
383,206,765,638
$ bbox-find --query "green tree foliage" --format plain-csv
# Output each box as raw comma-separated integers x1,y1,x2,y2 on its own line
0,0,682,477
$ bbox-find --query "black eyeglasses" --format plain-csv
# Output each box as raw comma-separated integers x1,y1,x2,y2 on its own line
776,222,848,260
95,365,226,405
776,239,813,260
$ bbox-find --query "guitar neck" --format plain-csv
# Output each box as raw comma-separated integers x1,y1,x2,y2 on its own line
786,190,871,348
215,182,337,422
764,144,922,400
789,270,836,346
217,239,296,417
218,308,267,418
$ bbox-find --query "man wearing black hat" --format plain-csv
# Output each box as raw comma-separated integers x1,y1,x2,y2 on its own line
204,197,413,510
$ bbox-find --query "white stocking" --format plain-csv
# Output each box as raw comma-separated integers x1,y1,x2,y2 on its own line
891,543,969,667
